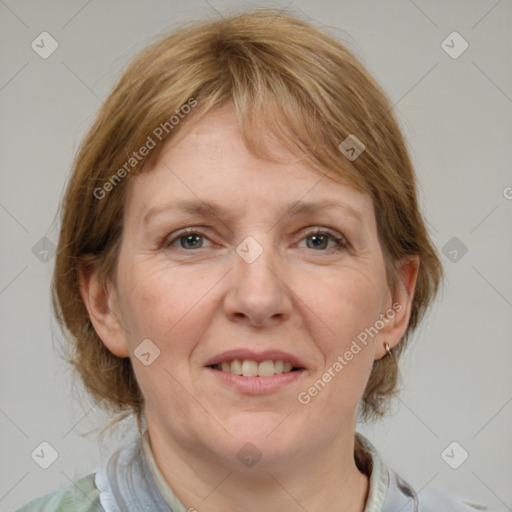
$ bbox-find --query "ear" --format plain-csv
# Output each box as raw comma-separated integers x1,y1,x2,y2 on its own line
374,255,420,360
78,256,130,358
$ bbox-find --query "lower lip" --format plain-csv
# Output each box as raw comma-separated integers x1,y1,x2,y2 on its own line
205,367,306,395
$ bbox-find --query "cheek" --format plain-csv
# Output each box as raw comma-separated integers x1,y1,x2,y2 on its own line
304,268,385,349
295,266,383,407
118,264,215,415
118,260,217,356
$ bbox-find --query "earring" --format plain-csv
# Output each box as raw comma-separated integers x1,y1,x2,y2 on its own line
384,341,392,357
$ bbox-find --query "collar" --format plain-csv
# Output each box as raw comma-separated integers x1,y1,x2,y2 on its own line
94,430,419,512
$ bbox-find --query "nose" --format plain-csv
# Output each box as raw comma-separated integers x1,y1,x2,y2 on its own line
223,236,292,328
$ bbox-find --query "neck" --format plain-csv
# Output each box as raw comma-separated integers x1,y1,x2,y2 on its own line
145,418,369,512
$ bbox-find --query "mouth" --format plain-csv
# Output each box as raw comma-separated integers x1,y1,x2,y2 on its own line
206,361,306,395
208,359,304,377
204,349,307,394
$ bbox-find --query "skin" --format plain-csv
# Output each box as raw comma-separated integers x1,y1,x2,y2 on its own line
81,104,419,512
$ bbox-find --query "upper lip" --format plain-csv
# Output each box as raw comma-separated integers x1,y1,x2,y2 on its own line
204,349,307,369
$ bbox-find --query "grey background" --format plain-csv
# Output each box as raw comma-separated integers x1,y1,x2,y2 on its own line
1,0,511,510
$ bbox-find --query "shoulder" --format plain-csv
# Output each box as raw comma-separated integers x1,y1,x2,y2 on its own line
14,473,104,512
354,434,503,512
384,470,503,512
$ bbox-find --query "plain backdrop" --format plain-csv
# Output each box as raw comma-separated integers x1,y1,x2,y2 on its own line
1,1,511,510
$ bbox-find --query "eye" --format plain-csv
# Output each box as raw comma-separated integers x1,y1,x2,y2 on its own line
299,228,348,251
163,229,211,250
162,227,348,252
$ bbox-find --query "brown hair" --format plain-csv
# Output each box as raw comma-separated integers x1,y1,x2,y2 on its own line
52,8,443,438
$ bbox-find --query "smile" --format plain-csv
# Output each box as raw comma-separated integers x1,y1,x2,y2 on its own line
206,367,306,395
209,359,301,377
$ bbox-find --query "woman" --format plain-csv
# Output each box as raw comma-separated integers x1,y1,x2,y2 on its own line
16,9,498,512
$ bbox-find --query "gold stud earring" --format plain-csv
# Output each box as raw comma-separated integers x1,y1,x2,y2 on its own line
384,341,392,357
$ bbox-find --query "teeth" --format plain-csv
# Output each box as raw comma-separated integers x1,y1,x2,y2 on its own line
215,359,298,377
241,359,258,377
258,360,275,377
231,359,242,375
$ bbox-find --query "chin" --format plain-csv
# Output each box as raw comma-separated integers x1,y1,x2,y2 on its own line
223,415,304,451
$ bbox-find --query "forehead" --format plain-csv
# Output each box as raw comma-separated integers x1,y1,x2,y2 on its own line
125,106,374,224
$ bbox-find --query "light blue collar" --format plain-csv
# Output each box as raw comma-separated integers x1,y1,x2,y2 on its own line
94,430,419,512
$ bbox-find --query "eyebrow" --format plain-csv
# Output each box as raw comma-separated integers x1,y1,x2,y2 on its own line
143,199,364,226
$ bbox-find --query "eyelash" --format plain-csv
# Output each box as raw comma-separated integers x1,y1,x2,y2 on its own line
161,227,349,253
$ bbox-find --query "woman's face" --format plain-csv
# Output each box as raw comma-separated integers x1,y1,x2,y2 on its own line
93,105,415,470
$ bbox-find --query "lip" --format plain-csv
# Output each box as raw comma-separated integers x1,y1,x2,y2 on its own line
205,366,306,395
204,349,307,369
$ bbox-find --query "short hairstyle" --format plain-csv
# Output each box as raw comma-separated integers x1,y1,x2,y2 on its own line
52,8,443,436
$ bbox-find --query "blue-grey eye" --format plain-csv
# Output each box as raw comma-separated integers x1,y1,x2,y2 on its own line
306,233,330,250
178,233,203,249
